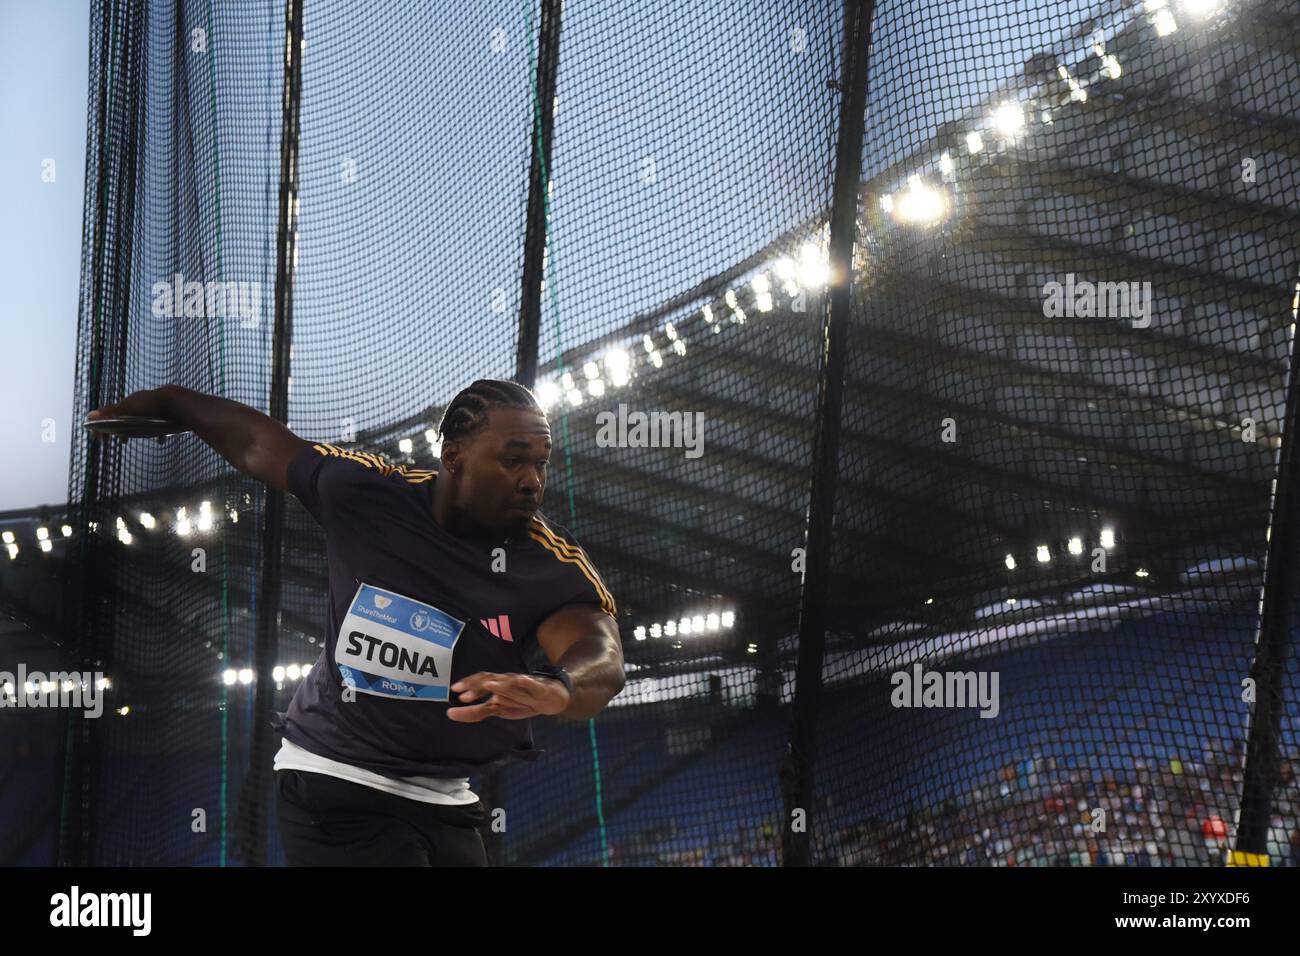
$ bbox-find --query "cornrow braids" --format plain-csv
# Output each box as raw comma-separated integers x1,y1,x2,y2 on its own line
437,379,544,444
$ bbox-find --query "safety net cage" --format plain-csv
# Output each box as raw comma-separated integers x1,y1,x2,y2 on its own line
44,0,1299,867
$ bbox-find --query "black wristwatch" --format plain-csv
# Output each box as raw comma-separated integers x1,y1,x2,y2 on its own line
530,664,573,696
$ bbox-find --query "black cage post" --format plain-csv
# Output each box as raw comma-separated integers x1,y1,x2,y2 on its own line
781,0,875,867
57,0,145,867
1233,266,1300,866
231,0,304,867
515,0,563,390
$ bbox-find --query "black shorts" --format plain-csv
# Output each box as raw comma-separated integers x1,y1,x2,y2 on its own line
276,768,488,866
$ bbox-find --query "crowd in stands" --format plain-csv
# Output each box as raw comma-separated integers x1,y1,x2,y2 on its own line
606,738,1300,867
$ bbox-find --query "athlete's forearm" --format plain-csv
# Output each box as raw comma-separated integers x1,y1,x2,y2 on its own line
157,385,305,491
555,632,625,721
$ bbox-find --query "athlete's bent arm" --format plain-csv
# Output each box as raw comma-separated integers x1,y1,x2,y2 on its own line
88,385,309,492
448,604,625,723
534,604,625,721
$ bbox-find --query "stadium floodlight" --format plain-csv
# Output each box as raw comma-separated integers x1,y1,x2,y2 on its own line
965,131,984,154
747,643,758,654
1135,567,1150,578
691,615,705,632
721,610,735,628
40,540,52,553
1005,554,1017,570
6,544,18,560
705,613,719,631
237,668,254,685
1100,53,1122,80
117,706,130,717
1036,544,1052,563
671,339,686,356
560,371,575,390
36,526,49,540
1068,537,1084,555
1181,0,1220,16
797,241,829,288
649,351,664,368
399,438,413,454
96,677,111,690
302,664,312,677
287,664,302,680
1,531,13,544
633,626,646,641
701,304,715,324
139,512,156,529
61,525,72,537
588,379,606,398
665,619,677,636
1057,64,1088,102
665,322,678,341
649,622,662,638
992,101,1025,138
880,193,894,213
605,348,631,387
642,335,654,354
583,361,600,380
1100,527,1116,549
273,666,286,682
939,150,954,176
535,382,560,411
117,528,133,545
222,669,237,686
565,388,584,407
680,617,692,635
895,176,947,225
1153,8,1178,34
116,516,126,530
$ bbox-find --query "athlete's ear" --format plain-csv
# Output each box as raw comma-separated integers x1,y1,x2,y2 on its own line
440,441,462,476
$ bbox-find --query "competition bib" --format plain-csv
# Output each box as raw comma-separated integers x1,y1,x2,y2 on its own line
335,583,464,701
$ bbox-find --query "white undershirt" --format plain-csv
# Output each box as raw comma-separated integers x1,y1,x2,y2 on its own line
273,737,479,806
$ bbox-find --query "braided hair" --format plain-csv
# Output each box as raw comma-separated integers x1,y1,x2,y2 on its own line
437,379,544,444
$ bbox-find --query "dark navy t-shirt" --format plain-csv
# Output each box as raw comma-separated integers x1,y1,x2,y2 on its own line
281,441,617,778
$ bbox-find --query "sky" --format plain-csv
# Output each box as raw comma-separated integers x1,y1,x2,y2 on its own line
0,0,88,512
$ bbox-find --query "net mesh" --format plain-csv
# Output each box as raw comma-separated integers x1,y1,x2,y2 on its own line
52,0,1300,866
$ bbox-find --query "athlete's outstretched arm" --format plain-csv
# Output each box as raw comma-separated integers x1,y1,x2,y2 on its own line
88,385,309,492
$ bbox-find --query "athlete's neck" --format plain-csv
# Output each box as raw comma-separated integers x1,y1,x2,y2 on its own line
431,473,518,544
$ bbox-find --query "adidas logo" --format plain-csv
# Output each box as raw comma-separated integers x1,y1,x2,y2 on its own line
479,614,513,643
